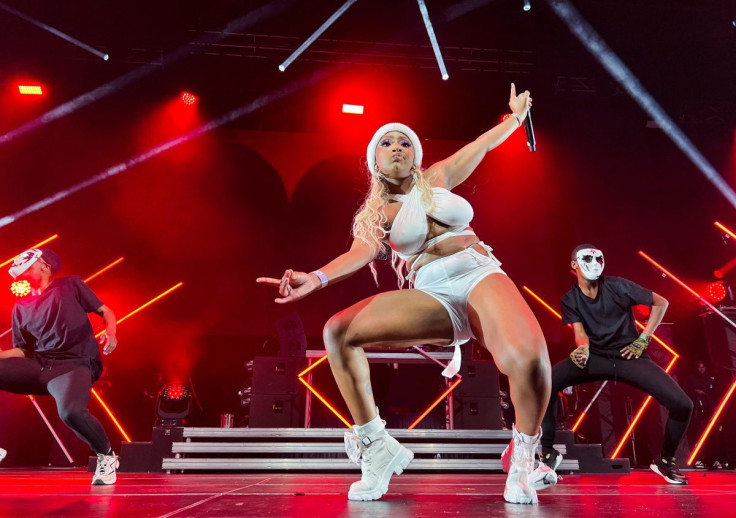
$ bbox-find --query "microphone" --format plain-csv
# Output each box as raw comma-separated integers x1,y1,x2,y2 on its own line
524,108,536,152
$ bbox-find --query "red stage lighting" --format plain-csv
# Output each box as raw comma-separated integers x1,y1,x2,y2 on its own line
10,280,31,297
342,103,364,114
707,281,727,303
180,91,198,106
18,84,43,95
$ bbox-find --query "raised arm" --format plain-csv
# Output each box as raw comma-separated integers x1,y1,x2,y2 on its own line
430,83,531,190
257,237,377,304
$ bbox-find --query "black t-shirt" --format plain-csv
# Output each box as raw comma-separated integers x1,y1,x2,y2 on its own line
12,276,104,377
561,276,653,354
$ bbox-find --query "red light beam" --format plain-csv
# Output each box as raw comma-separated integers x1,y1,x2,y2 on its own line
522,286,563,320
639,250,736,330
408,378,462,430
0,234,59,268
91,388,131,443
95,282,183,338
84,257,124,283
715,221,736,240
298,377,352,429
611,356,678,459
687,377,736,465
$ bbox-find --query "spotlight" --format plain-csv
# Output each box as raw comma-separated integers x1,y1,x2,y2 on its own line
523,0,531,12
156,384,192,427
342,103,364,114
707,281,727,304
10,280,31,297
180,91,198,106
18,85,43,95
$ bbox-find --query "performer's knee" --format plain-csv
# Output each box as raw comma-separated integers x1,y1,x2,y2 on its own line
323,313,350,356
58,404,89,428
668,392,694,421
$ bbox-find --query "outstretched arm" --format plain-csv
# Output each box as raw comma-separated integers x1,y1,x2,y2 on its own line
431,83,532,190
257,237,377,304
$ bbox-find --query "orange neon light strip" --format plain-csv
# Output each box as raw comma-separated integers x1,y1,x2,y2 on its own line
408,378,462,430
715,221,736,240
522,286,563,319
298,377,352,429
91,388,132,443
571,412,587,432
687,378,736,465
634,321,678,357
92,281,183,442
84,257,124,283
298,354,329,377
611,356,678,459
0,234,59,268
95,282,183,338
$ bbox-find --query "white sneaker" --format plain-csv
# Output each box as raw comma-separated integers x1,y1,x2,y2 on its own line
529,447,562,491
92,452,119,486
344,414,414,501
501,425,539,504
0,447,6,463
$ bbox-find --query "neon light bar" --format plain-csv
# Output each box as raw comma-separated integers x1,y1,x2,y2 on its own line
298,377,352,429
611,356,678,459
687,378,736,465
408,378,462,429
91,389,132,442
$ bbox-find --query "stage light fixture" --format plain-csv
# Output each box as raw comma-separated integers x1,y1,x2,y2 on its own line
523,0,531,12
18,85,43,95
181,91,198,106
156,384,192,427
707,281,727,304
342,103,364,114
10,280,31,297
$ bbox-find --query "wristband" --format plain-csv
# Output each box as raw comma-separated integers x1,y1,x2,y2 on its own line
511,113,522,127
311,270,328,288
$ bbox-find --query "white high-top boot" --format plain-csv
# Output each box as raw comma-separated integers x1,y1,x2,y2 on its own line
344,412,414,501
501,424,540,504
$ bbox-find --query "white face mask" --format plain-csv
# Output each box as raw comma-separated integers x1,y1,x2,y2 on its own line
8,248,42,280
575,248,604,281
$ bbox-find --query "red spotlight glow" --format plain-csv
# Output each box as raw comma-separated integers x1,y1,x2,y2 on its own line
707,281,727,303
18,84,43,95
10,280,31,297
180,91,198,106
342,103,364,114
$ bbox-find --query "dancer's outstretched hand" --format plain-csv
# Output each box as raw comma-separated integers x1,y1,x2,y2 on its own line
256,269,319,304
509,83,532,121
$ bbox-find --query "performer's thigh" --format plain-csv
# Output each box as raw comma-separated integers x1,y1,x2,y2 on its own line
46,367,93,410
614,357,687,408
0,357,46,395
325,289,454,349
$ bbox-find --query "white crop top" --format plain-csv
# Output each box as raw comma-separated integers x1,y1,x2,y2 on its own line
389,186,475,261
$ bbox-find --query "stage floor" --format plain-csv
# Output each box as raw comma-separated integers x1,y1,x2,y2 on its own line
0,469,733,517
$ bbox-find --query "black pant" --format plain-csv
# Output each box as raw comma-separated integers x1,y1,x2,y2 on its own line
541,353,693,459
0,355,111,454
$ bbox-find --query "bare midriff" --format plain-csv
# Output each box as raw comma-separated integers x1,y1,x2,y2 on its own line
405,222,489,272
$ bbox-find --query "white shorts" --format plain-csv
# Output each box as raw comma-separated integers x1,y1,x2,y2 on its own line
411,243,506,376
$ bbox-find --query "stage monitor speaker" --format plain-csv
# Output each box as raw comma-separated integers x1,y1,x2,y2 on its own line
457,360,500,398
248,394,303,427
453,396,503,429
251,356,303,395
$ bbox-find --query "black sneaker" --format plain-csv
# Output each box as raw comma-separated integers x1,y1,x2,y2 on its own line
650,457,687,485
540,447,562,471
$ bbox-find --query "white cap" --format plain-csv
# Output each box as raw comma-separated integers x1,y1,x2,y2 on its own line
366,122,423,176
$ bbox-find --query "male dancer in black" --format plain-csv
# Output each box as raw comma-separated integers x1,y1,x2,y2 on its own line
0,248,119,484
533,244,693,486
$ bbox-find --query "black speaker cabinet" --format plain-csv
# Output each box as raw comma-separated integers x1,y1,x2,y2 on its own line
251,356,303,395
453,396,503,429
457,360,500,398
248,394,303,427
